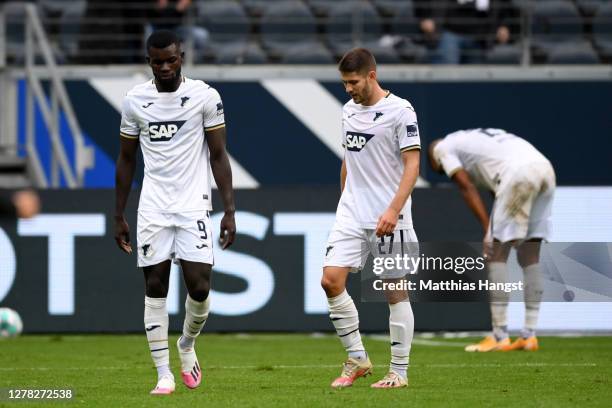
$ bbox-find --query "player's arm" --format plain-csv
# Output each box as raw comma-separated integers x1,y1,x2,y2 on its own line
206,126,236,249
114,136,139,254
376,149,420,237
451,169,490,233
340,158,347,192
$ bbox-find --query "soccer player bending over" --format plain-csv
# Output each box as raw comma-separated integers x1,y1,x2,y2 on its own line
322,48,421,389
428,128,555,352
114,30,236,394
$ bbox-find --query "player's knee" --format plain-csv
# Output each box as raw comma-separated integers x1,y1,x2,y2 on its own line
145,276,167,298
321,275,342,296
188,280,210,302
517,240,541,267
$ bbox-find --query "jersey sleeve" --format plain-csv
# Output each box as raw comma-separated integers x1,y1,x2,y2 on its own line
119,96,140,139
434,140,463,177
396,106,421,152
203,88,225,132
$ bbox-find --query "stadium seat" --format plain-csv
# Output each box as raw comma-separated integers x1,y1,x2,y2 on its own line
324,1,400,63
281,42,335,64
486,43,523,64
241,0,290,17
197,0,267,64
530,0,588,63
546,41,600,63
371,0,408,18
592,2,612,62
391,2,428,62
575,0,607,17
260,0,331,63
306,0,336,18
38,0,87,61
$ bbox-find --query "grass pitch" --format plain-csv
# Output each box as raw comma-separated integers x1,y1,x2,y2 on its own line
0,334,610,407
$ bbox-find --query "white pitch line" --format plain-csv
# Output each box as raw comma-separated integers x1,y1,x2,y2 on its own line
0,362,599,371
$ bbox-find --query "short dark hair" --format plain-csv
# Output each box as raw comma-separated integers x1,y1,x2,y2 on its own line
338,48,376,75
146,30,181,52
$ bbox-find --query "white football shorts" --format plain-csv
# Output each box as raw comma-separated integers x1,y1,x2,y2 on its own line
323,221,419,279
136,210,214,267
491,161,556,243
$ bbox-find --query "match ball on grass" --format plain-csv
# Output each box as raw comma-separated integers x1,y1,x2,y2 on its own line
0,308,23,338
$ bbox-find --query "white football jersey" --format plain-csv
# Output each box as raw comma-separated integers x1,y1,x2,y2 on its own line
336,93,421,229
120,77,225,212
433,128,551,192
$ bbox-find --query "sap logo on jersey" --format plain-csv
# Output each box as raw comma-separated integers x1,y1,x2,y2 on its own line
148,121,186,142
345,131,375,152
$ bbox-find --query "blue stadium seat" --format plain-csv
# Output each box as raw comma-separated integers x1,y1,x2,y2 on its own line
260,0,333,63
371,0,408,18
486,43,523,64
241,0,291,17
530,0,589,63
575,0,607,17
592,2,612,63
197,0,267,64
547,42,600,63
324,0,400,63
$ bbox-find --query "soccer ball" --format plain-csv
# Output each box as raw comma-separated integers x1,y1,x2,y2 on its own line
0,308,23,338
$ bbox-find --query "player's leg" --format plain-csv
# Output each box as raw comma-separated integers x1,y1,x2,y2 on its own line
370,229,415,388
371,279,411,389
499,165,553,351
500,239,542,351
143,260,175,394
467,199,516,352
322,266,373,388
174,212,214,389
138,211,176,394
322,225,372,388
176,260,211,388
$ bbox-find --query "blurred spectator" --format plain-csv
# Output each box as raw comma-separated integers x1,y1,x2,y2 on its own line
146,0,209,55
78,0,147,63
0,190,40,219
414,0,518,63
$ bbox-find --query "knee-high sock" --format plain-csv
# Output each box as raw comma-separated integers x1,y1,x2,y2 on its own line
488,262,509,339
144,296,170,378
523,263,543,336
328,289,365,354
389,301,414,379
179,295,210,350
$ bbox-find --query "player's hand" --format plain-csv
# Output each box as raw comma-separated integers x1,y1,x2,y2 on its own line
219,211,236,249
482,231,493,260
12,190,40,219
376,207,399,237
114,215,132,254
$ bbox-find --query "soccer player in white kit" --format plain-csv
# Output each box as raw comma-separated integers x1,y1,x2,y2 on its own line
114,31,236,394
321,48,421,389
428,128,556,352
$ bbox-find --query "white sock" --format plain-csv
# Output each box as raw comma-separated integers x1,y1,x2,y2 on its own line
389,301,413,380
179,295,210,350
523,263,543,336
488,262,509,340
144,296,171,380
327,290,366,360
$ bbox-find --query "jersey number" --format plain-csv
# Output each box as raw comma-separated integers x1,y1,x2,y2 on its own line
197,220,207,240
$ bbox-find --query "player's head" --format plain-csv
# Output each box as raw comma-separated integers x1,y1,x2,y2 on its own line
428,139,444,174
146,30,183,87
338,48,378,105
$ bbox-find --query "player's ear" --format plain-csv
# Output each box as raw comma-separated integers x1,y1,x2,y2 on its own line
180,51,185,61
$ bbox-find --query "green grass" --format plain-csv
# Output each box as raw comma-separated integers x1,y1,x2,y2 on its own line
1,334,611,407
